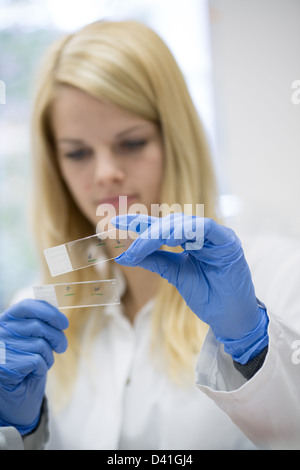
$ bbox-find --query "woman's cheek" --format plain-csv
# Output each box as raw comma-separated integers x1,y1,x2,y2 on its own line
83,182,92,191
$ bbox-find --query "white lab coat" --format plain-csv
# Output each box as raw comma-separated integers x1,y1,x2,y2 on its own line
45,297,256,450
1,233,300,450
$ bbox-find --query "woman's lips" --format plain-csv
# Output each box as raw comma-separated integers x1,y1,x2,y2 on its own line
96,194,138,207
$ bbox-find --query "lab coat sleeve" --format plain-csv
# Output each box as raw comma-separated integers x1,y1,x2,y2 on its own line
0,399,49,450
195,313,300,450
0,427,24,450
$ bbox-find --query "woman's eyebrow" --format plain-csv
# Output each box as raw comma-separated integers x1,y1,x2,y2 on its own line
57,138,86,144
116,124,150,138
56,124,151,144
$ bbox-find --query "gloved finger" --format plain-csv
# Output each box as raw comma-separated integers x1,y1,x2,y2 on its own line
112,213,236,247
0,348,49,384
0,318,68,354
110,213,156,234
112,213,201,265
112,213,187,240
201,217,237,246
3,299,69,331
0,334,55,369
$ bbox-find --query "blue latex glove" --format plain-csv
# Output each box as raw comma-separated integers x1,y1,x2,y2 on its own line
0,299,68,435
111,213,269,364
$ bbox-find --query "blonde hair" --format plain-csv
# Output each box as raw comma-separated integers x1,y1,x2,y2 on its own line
30,20,219,397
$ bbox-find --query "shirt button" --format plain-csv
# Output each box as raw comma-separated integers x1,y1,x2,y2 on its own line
126,377,131,386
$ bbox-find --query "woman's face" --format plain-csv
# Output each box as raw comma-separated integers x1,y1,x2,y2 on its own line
50,86,164,229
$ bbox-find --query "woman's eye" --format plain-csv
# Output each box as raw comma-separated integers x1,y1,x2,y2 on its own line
64,149,92,160
118,139,147,152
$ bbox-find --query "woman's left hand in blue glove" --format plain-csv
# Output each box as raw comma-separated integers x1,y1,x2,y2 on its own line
111,213,268,364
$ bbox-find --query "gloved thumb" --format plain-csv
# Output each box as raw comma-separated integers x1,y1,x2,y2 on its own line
110,214,157,235
115,246,182,287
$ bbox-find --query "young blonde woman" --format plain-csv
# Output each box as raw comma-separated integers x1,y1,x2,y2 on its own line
0,20,299,450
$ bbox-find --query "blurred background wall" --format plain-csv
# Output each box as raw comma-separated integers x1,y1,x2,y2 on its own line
209,0,300,239
0,0,299,310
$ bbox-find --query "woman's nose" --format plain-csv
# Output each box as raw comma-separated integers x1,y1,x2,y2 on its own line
93,150,125,184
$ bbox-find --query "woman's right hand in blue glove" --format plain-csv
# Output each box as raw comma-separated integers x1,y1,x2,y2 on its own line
111,213,269,365
0,299,68,435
